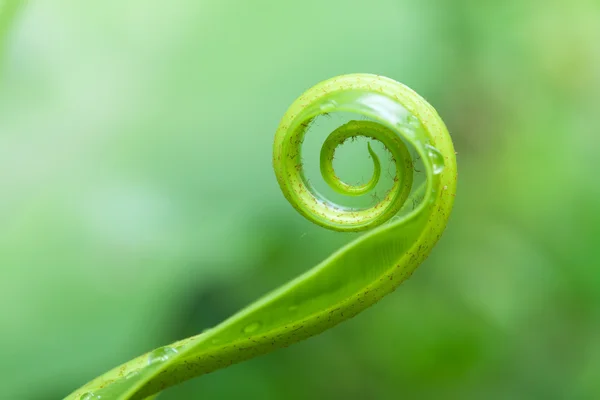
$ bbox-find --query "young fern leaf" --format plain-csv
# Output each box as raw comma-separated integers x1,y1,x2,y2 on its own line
66,74,457,400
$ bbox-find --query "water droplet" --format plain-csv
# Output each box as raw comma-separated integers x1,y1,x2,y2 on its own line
288,305,298,312
406,114,420,127
80,392,101,400
425,144,445,174
242,321,262,334
147,346,178,365
320,101,337,113
124,370,140,380
395,118,416,139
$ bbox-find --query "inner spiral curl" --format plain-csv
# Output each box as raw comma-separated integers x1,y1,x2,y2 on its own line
316,119,413,223
275,115,414,232
319,121,383,197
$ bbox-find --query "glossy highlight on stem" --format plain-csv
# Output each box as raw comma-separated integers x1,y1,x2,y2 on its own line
65,74,457,400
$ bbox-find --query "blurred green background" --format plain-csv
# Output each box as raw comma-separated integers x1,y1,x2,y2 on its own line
1,0,599,399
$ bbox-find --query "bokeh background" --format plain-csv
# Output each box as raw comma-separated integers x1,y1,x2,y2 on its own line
1,1,599,399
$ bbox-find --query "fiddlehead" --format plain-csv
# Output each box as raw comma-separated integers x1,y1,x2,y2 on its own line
278,117,414,231
65,74,457,400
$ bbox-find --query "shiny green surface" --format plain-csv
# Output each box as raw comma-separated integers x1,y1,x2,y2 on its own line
65,74,456,399
1,1,599,399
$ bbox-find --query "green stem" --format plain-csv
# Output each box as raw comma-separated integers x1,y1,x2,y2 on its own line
66,74,457,400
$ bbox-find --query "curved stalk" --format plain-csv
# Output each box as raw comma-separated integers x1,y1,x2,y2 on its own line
66,74,457,400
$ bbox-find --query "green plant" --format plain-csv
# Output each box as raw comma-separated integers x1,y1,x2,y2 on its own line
67,74,457,399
